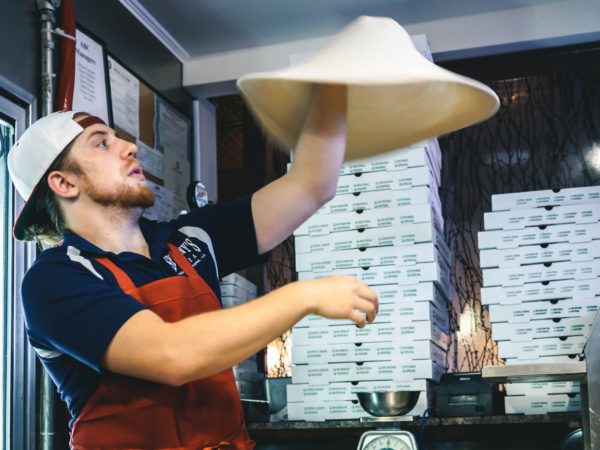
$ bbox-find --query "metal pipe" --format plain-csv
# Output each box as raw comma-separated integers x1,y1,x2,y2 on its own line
35,2,58,449
192,99,202,182
37,0,57,116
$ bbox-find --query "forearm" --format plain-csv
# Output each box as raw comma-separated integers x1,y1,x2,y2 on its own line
165,282,310,384
287,84,347,202
251,85,348,253
103,276,377,386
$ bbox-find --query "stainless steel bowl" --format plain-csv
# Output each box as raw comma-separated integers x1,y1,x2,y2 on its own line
356,391,421,417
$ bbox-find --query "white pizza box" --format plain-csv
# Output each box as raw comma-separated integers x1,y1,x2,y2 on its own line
287,395,429,421
233,359,258,373
505,381,580,396
294,203,443,237
220,283,256,302
497,335,587,359
233,353,258,372
503,354,584,365
482,260,600,287
371,281,449,304
335,164,440,197
290,139,440,178
338,141,439,176
488,297,600,323
298,260,452,296
296,240,451,273
232,367,265,383
491,315,597,342
479,240,600,269
316,185,441,216
478,222,600,250
296,299,449,331
483,203,600,231
504,393,581,415
219,273,257,297
481,277,600,306
291,359,446,385
492,186,600,211
292,321,449,350
236,380,265,400
294,222,442,254
287,379,430,403
221,295,249,308
296,291,449,329
291,339,447,365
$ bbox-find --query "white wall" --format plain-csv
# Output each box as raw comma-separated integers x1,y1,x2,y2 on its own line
183,0,600,95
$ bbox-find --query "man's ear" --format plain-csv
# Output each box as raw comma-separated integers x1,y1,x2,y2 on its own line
47,170,79,199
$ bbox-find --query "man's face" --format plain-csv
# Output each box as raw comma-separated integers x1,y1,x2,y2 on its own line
67,120,155,209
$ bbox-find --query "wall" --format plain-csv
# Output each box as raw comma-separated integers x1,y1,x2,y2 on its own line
183,0,600,96
72,0,192,115
0,0,192,116
0,1,39,97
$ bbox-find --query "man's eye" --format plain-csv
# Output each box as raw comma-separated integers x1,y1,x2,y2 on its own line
98,139,108,148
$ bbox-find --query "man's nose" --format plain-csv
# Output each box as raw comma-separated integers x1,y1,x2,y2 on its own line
122,140,138,158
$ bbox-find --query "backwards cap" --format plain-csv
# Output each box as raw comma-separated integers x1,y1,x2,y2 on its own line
7,111,105,240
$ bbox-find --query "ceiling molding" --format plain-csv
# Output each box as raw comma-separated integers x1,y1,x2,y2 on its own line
118,0,190,63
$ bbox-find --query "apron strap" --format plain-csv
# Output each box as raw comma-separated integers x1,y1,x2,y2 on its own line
95,243,208,293
94,257,137,292
167,242,202,279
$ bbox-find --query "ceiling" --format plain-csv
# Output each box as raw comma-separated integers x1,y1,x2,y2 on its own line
122,0,569,61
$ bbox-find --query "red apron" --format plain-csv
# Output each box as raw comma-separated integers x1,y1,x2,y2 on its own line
70,243,255,450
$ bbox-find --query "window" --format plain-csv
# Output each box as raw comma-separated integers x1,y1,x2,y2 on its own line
0,77,37,450
0,114,15,450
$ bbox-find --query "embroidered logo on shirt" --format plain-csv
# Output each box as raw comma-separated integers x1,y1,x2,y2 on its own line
178,237,207,267
163,255,184,275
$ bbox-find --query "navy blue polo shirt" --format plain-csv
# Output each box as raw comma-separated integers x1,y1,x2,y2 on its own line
21,194,265,427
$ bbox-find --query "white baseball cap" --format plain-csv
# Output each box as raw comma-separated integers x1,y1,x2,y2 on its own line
7,111,106,240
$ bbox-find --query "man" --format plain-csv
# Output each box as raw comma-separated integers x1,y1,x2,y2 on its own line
8,85,378,449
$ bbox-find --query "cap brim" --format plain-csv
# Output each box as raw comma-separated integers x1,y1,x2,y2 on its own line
13,184,49,241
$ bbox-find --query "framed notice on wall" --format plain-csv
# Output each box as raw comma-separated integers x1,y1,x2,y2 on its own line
72,27,112,125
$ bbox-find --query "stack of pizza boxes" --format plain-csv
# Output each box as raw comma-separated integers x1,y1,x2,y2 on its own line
287,116,455,422
479,186,600,414
220,274,266,401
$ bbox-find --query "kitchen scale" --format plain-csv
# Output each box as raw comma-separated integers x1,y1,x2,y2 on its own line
356,430,418,450
355,391,421,450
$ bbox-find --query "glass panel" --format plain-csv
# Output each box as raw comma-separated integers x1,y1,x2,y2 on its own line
0,116,15,450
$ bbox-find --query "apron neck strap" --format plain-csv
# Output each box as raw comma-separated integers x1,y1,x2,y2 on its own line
94,243,201,293
166,243,200,279
94,257,137,292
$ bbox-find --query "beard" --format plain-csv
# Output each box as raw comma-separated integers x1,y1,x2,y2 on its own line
82,176,155,209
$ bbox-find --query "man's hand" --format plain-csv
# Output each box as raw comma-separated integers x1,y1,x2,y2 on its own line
295,276,378,328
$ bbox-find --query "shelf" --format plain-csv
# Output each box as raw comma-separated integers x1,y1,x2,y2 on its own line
248,412,582,431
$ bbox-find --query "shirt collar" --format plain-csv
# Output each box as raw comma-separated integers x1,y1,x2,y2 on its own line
61,217,172,261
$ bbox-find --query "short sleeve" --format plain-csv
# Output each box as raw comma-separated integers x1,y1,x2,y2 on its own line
176,194,268,276
22,257,146,372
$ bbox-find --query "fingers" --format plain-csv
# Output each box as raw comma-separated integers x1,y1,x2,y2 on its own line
349,308,367,328
355,298,378,323
350,278,378,321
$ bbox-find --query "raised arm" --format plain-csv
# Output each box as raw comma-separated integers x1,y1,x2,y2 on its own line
251,84,347,254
